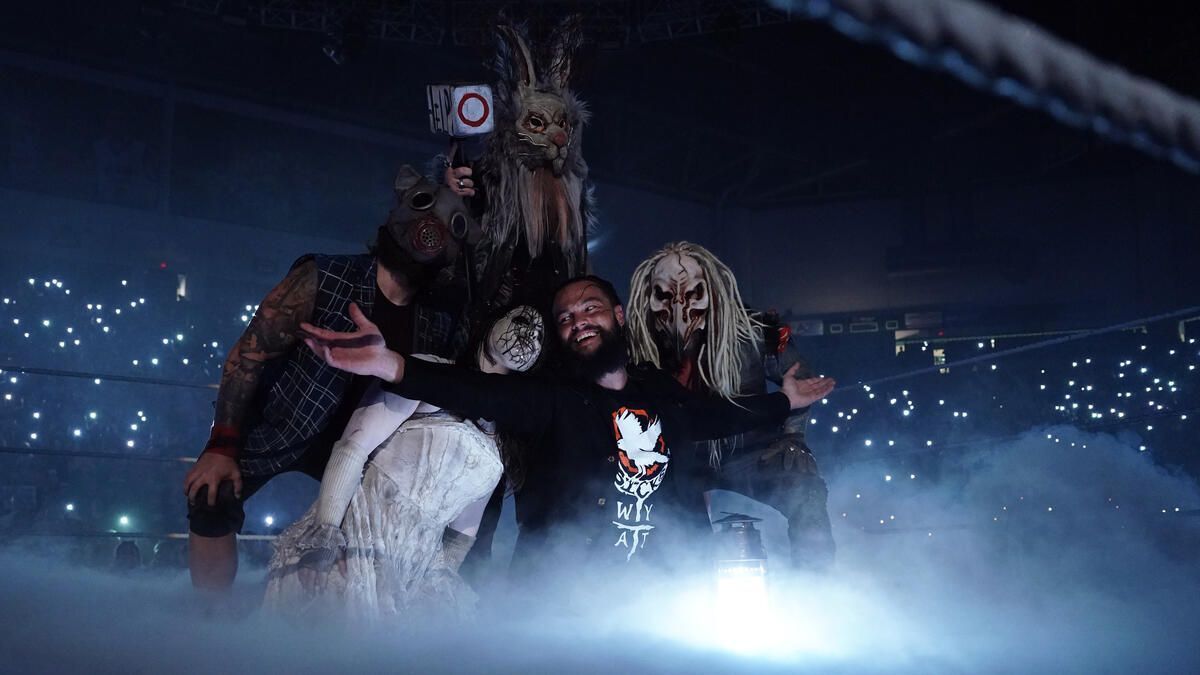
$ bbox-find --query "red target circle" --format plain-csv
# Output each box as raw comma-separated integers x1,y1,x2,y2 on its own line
457,92,490,128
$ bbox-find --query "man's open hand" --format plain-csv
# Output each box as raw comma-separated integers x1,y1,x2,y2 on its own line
780,364,835,410
300,303,404,382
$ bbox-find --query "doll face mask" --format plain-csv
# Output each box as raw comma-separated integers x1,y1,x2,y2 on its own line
484,305,544,373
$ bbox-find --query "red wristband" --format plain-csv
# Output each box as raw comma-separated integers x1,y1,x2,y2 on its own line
204,424,241,459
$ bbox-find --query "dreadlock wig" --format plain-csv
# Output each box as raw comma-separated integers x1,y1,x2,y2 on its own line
627,241,762,402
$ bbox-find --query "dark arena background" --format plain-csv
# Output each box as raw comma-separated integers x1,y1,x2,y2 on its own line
1,1,1199,672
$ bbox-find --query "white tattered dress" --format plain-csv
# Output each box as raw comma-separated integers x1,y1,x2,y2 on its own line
262,355,502,624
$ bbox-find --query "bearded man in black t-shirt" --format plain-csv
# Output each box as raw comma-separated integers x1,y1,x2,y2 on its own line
300,275,836,582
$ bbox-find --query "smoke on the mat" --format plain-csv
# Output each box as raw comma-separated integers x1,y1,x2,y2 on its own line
0,424,1197,673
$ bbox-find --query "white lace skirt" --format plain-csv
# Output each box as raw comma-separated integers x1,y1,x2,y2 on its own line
262,415,503,626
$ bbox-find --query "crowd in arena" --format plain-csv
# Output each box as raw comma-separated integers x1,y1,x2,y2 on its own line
1,267,1195,572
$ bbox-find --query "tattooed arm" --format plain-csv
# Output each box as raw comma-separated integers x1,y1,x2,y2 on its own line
212,260,318,434
184,260,318,506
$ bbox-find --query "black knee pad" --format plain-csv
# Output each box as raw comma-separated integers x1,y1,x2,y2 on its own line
187,481,246,537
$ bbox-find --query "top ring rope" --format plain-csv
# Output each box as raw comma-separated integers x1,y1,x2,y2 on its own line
0,365,218,391
832,304,1200,395
775,0,1200,172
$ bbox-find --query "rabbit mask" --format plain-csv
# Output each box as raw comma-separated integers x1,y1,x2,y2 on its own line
493,19,587,177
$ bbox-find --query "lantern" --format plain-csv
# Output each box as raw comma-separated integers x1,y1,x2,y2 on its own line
712,512,770,622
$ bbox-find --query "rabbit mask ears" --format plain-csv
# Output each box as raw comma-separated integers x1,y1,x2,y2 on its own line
495,15,583,93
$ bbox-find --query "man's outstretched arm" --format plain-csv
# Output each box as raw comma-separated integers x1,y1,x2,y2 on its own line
301,303,557,436
769,336,818,438
682,364,835,441
184,259,318,506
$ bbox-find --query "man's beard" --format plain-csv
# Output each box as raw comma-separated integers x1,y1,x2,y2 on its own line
562,324,629,381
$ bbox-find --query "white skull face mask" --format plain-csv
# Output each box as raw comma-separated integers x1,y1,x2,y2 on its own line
649,253,709,356
484,305,545,373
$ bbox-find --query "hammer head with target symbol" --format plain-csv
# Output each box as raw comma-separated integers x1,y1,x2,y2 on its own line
426,84,494,137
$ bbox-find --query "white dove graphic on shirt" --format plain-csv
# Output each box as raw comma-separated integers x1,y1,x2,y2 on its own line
614,409,668,477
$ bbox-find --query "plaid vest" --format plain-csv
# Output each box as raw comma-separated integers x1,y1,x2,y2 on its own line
239,254,455,476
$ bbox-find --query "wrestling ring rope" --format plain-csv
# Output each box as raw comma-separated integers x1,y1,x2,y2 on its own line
845,305,1200,392
781,0,1200,172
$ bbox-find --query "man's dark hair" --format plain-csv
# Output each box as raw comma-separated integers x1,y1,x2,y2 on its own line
552,274,622,309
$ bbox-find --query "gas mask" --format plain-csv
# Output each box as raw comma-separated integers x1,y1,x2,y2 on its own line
482,305,544,373
376,165,480,285
649,253,709,361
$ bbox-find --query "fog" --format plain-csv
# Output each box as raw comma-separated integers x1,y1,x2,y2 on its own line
1,425,1196,673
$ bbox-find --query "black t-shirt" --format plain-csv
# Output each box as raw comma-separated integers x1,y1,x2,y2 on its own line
373,291,417,355
386,359,791,573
